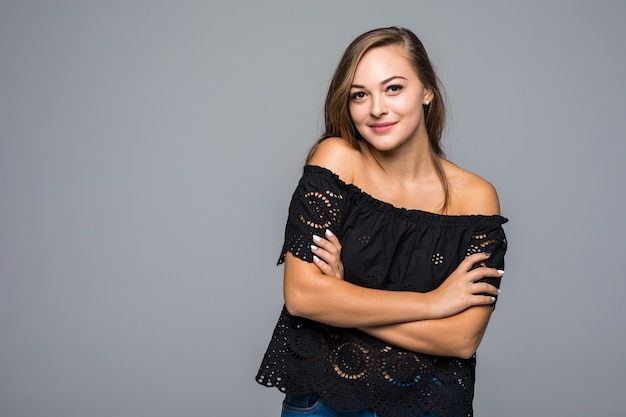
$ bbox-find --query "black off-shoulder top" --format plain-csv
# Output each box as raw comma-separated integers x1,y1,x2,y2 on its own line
256,165,508,417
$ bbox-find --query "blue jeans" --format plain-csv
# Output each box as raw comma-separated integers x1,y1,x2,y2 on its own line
281,393,440,417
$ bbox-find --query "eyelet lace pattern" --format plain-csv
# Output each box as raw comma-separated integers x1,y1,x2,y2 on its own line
258,166,508,417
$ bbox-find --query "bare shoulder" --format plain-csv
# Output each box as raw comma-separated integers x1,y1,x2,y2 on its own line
307,137,360,183
444,160,501,216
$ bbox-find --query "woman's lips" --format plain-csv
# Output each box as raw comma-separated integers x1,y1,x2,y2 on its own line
369,121,397,133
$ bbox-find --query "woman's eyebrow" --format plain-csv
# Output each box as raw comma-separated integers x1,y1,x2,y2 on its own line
350,75,408,89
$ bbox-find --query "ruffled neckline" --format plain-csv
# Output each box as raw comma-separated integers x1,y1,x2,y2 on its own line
304,164,508,226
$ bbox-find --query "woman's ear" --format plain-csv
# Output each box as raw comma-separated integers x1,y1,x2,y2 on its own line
423,88,434,105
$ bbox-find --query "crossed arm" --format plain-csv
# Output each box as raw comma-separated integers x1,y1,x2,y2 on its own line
359,305,495,359
283,230,503,359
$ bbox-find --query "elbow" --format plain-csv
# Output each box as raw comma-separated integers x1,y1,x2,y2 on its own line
284,287,313,318
283,268,333,320
284,294,303,317
453,335,483,360
449,309,491,359
455,344,478,360
283,255,325,319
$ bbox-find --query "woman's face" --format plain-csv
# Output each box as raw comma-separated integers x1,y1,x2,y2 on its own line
349,46,433,152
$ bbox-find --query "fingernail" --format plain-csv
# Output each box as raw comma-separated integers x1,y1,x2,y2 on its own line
484,252,492,257
313,255,320,262
497,270,505,275
312,235,321,242
491,296,496,302
325,229,333,237
497,289,502,294
310,244,319,252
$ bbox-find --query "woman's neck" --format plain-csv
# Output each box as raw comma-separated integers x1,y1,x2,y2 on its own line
359,136,437,182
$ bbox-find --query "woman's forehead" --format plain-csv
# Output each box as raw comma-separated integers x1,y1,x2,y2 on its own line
353,46,415,83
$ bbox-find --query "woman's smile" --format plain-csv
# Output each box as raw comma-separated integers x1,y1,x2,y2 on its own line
369,121,398,133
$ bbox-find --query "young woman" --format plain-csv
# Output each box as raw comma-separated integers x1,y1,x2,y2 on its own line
256,27,508,417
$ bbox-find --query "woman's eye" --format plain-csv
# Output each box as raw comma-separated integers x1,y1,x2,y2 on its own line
387,84,403,93
350,91,367,101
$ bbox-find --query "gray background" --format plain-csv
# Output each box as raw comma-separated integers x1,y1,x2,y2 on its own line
1,1,625,416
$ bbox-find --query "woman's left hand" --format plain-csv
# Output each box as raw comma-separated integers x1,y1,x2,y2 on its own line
311,229,344,280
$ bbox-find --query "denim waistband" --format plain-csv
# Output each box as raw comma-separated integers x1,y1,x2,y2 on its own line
284,393,320,408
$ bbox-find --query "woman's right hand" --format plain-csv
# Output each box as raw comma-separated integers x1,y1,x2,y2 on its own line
428,252,503,319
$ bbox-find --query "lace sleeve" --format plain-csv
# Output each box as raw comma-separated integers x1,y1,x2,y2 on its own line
277,166,346,265
465,219,508,303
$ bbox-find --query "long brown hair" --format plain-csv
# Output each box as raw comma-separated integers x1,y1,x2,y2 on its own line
307,27,450,212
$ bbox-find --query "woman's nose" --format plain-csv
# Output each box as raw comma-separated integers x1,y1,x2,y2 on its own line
370,95,388,118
